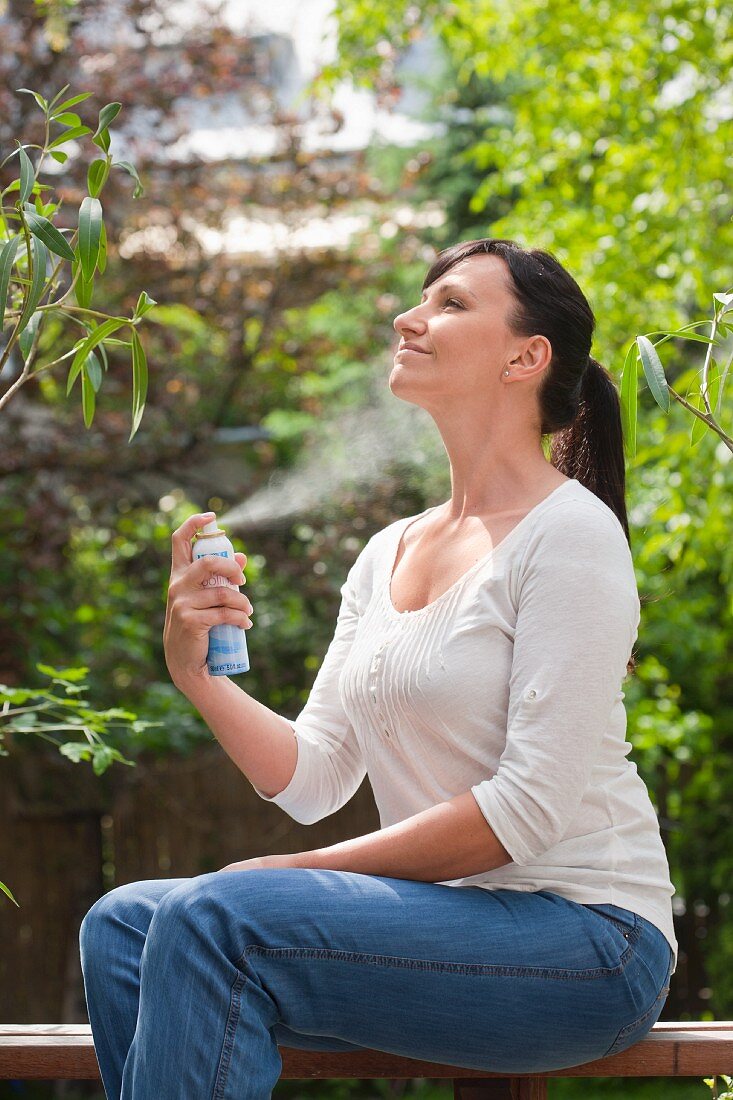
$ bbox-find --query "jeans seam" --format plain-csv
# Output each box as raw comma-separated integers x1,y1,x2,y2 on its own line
212,969,246,1100
243,944,631,981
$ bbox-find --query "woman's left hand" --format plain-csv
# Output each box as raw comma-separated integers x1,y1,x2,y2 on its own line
217,853,310,873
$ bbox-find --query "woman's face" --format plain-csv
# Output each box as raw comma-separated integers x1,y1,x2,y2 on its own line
390,253,526,411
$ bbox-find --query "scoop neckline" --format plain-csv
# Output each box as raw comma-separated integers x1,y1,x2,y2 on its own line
384,478,579,618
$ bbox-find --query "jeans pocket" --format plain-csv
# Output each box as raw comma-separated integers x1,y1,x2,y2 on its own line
583,903,639,964
602,943,674,1058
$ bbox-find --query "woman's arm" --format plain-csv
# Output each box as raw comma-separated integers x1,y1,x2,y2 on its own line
165,512,367,819
176,673,299,799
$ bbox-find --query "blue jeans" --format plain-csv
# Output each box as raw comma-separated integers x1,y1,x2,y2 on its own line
79,871,674,1099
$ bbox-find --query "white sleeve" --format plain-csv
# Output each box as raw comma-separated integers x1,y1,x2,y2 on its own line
470,502,640,865
249,554,368,825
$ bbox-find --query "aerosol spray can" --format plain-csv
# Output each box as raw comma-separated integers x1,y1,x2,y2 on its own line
192,517,250,676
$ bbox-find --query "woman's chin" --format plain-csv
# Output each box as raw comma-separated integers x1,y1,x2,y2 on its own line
388,368,432,408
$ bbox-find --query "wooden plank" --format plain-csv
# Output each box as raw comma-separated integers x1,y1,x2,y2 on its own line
454,1080,547,1099
2,1023,733,1080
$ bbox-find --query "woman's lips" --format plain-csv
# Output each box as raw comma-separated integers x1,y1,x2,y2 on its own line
396,343,430,355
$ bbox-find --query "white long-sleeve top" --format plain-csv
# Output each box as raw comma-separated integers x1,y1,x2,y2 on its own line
252,479,678,973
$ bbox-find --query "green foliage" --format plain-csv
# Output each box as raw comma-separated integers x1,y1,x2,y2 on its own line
0,84,155,437
0,662,152,771
617,291,733,461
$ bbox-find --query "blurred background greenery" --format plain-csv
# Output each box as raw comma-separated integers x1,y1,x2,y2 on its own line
0,0,731,1096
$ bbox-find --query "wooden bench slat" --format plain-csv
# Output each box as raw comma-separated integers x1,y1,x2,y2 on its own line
2,1023,732,1081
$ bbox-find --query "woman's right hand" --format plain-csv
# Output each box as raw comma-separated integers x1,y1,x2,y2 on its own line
164,512,254,690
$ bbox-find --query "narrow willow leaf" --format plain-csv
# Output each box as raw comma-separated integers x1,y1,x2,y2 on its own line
97,220,107,274
0,881,19,906
52,91,93,114
85,350,103,392
17,237,48,335
0,236,20,325
92,129,110,154
53,111,82,127
18,310,41,360
87,158,109,198
129,329,148,442
620,344,638,459
716,350,732,418
17,88,48,112
67,317,126,395
48,125,92,151
81,363,96,427
23,204,75,261
95,102,122,136
113,160,144,199
75,268,94,309
703,357,721,415
78,196,103,281
674,330,717,344
133,290,157,319
18,145,35,204
636,335,670,412
46,84,70,110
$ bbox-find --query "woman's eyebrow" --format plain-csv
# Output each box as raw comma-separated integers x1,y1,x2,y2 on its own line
421,281,479,302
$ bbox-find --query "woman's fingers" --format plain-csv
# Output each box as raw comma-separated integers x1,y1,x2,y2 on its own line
186,584,254,616
171,513,216,573
186,554,246,588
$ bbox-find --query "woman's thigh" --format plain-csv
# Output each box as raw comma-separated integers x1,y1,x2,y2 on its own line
128,870,671,1073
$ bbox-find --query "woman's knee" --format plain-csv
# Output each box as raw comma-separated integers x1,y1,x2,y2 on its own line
79,878,189,954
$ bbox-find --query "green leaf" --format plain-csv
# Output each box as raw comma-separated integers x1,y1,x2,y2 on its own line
17,236,48,336
48,125,92,151
92,128,111,154
18,144,35,204
18,310,41,360
81,362,96,427
97,220,107,274
129,329,148,441
50,151,69,165
133,290,157,320
23,204,76,261
52,91,93,114
95,102,122,136
35,663,89,681
78,196,103,281
53,111,82,127
66,317,126,394
46,83,70,110
85,350,103,392
113,160,144,199
0,236,20,324
620,343,638,459
87,158,109,198
636,334,670,413
0,881,20,907
17,87,48,112
74,267,94,309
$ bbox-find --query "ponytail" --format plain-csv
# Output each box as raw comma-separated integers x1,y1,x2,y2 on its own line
550,356,630,545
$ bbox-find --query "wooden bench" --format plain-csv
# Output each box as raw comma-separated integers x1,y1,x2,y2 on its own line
1,1022,732,1097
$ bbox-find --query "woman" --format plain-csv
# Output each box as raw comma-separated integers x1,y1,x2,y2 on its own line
80,238,677,1099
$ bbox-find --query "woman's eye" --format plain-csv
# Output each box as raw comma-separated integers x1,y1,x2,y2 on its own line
444,298,463,309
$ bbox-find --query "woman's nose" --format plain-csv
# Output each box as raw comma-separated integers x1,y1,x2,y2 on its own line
393,305,426,336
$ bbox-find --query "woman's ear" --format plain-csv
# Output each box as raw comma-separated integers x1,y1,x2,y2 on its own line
509,335,552,379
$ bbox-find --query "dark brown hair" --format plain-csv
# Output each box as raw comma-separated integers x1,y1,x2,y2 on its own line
423,237,636,673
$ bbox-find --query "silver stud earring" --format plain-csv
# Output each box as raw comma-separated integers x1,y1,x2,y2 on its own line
504,370,510,376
